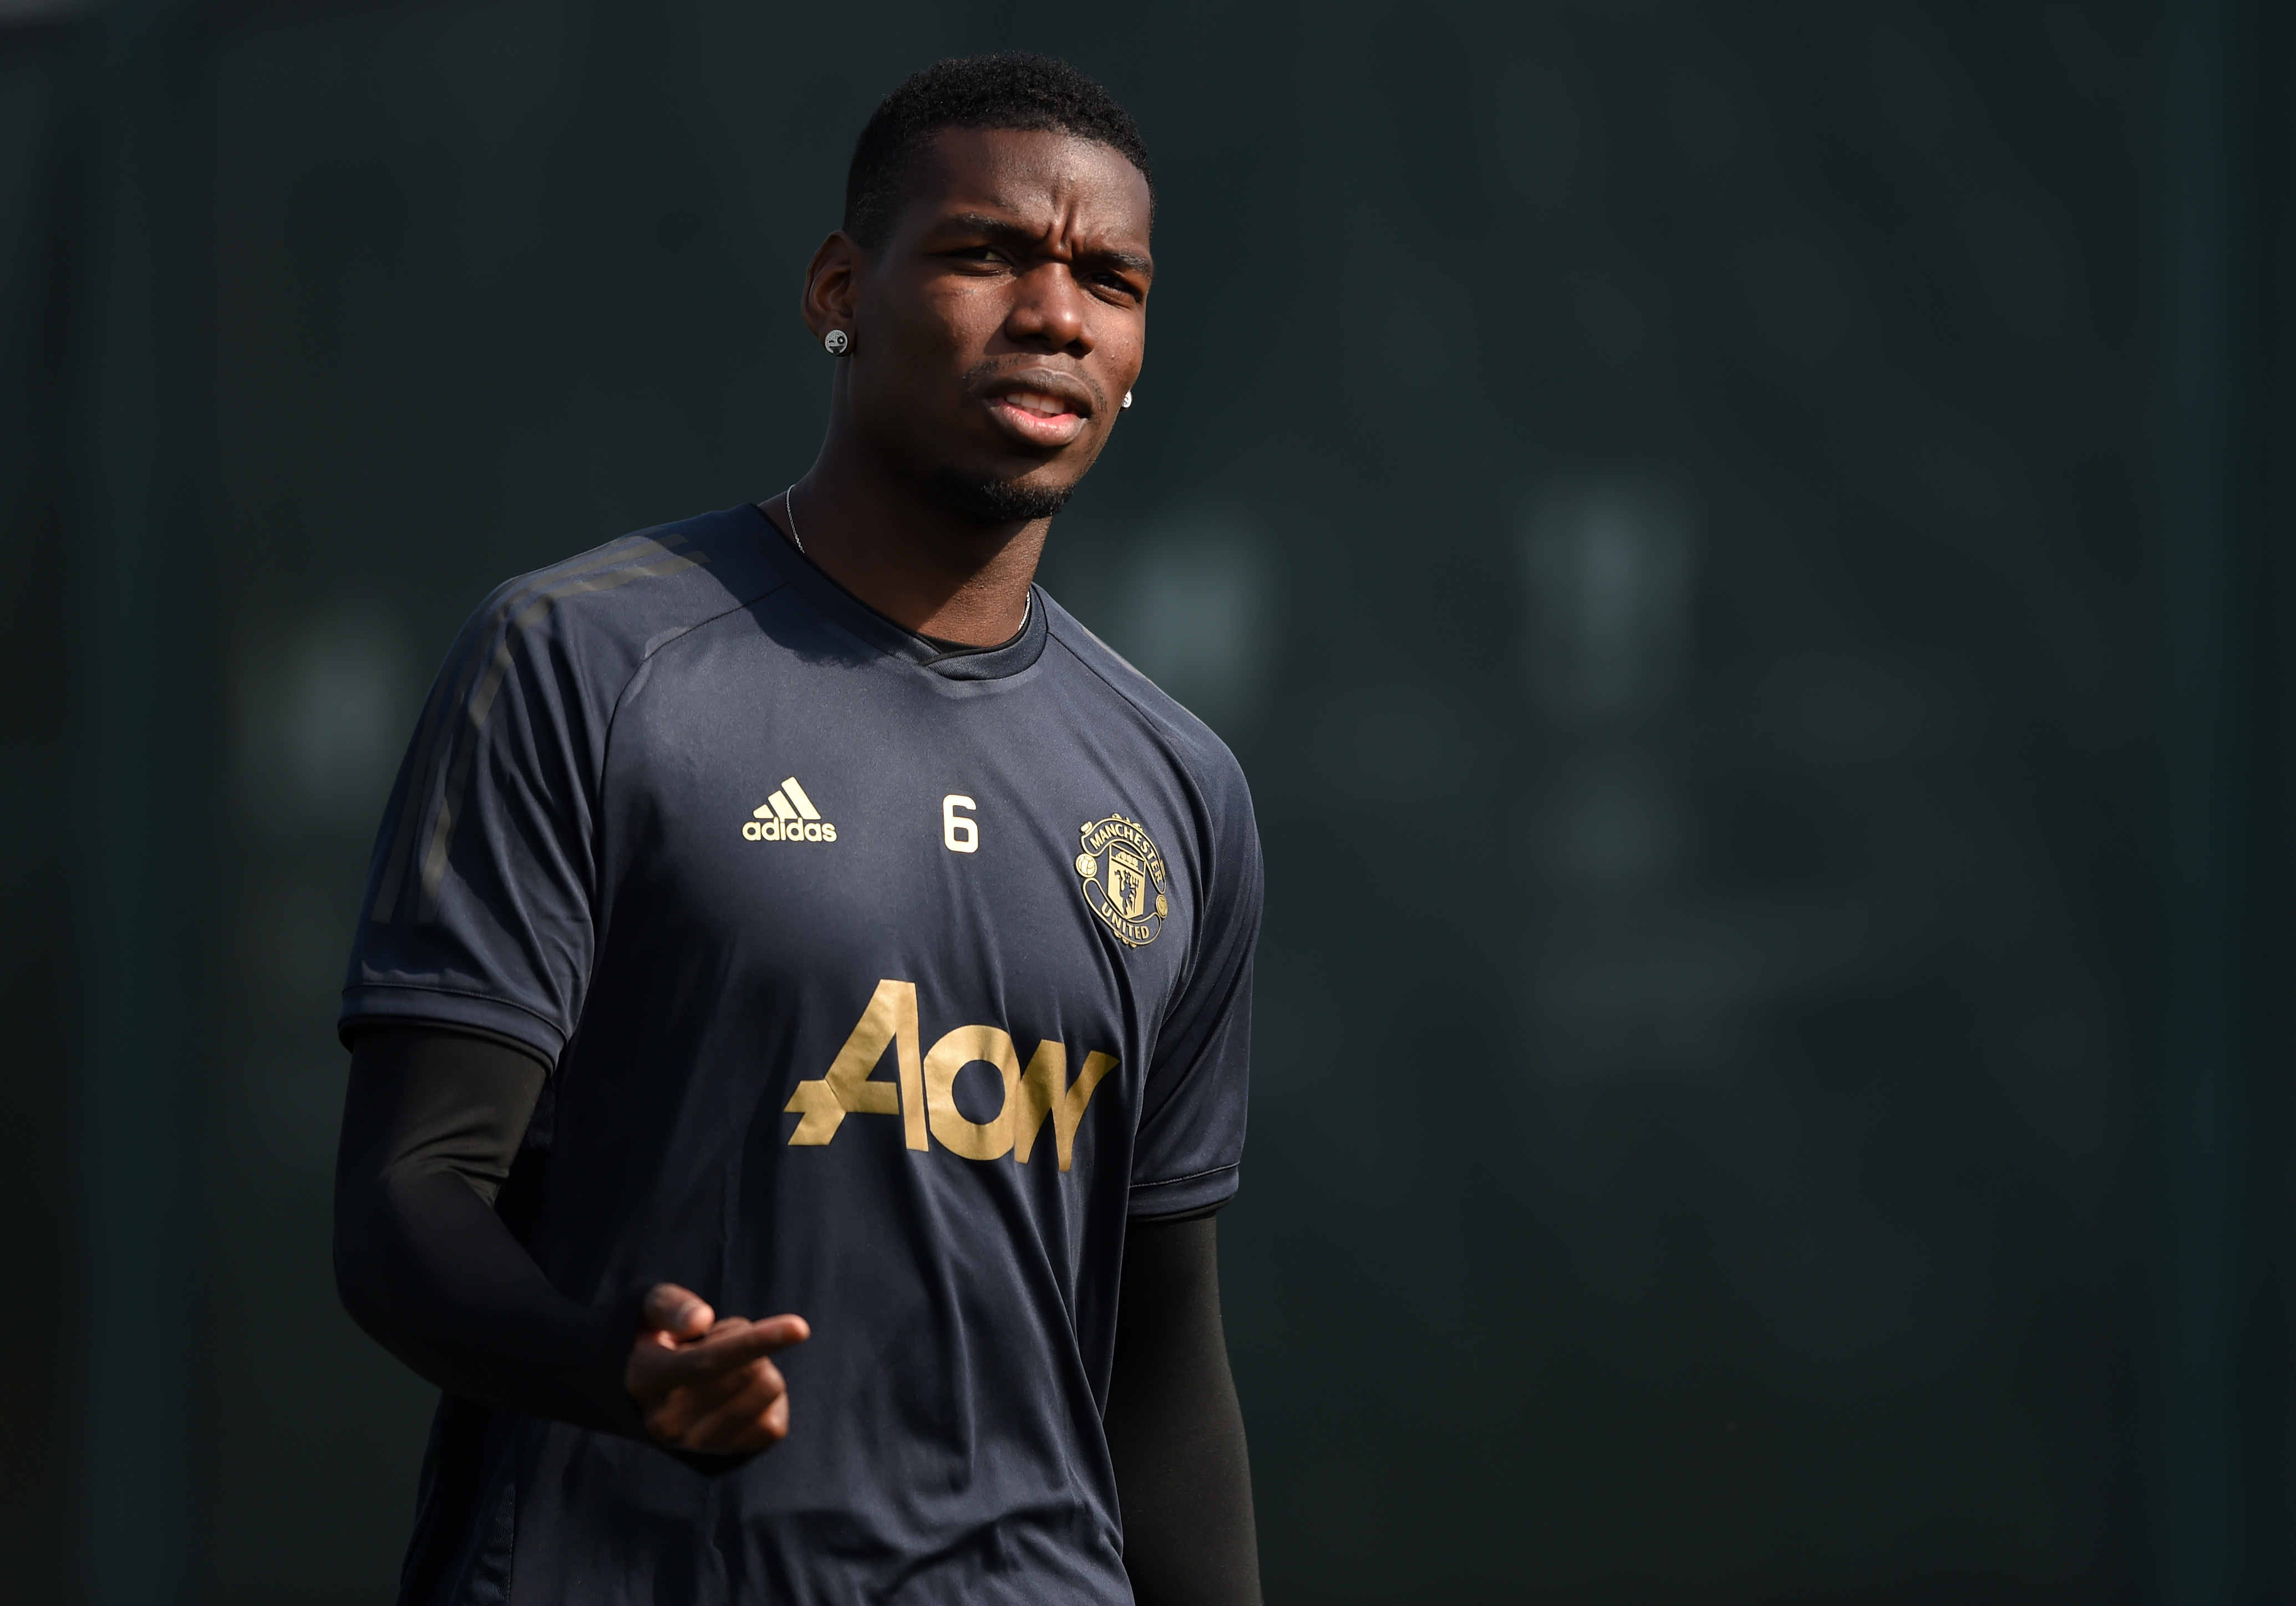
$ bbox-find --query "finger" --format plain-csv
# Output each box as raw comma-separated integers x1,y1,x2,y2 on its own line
641,1283,715,1340
687,1312,806,1349
681,1315,750,1349
646,1359,783,1446
638,1360,741,1441
663,1315,809,1379
684,1392,789,1457
695,1313,807,1355
680,1366,792,1452
626,1331,751,1418
717,1385,794,1456
660,1354,783,1431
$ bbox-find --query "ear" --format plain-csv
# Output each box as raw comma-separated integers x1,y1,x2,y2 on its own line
802,232,865,343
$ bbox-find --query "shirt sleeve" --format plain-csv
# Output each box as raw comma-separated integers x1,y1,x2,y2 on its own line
1128,759,1263,1218
339,564,636,1065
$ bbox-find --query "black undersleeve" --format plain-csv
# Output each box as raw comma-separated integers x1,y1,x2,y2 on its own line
1106,1214,1264,1605
334,1027,647,1438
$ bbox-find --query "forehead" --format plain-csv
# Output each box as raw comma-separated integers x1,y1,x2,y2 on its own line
901,126,1152,244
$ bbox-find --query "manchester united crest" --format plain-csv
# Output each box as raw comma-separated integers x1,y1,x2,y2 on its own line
1074,815,1169,948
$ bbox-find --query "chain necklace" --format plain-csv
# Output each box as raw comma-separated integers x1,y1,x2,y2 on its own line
781,483,805,553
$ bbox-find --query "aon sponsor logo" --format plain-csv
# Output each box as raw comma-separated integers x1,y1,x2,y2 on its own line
785,980,1116,1170
743,776,836,842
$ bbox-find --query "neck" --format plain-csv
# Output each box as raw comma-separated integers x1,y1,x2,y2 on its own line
773,421,1048,648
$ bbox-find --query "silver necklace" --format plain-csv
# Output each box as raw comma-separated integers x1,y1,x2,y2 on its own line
781,484,805,553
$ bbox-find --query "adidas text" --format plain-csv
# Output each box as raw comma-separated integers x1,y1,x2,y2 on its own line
742,776,837,843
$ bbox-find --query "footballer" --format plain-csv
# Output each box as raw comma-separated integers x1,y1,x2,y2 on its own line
332,53,1263,1606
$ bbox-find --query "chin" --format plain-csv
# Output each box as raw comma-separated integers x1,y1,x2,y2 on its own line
930,466,1077,524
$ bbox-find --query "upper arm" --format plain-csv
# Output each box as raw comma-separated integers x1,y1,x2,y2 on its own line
338,556,649,1063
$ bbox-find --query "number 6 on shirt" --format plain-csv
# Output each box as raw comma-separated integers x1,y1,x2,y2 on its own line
942,794,978,853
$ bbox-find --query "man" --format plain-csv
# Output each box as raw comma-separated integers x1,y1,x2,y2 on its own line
332,53,1263,1606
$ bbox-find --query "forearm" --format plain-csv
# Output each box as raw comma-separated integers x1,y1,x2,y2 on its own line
1104,1213,1262,1606
334,1028,646,1437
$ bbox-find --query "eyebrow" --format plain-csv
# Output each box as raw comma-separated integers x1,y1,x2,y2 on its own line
937,212,1154,278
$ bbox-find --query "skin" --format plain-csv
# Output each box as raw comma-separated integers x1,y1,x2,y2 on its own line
622,124,1154,1451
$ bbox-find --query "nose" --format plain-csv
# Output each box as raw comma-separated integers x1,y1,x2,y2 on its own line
1002,263,1093,356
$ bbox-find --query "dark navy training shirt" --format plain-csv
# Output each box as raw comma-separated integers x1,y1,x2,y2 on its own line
339,503,1261,1605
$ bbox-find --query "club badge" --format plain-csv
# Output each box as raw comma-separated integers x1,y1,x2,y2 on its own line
1074,815,1169,948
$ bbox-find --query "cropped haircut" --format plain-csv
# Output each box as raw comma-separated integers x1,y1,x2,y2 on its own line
843,54,1154,247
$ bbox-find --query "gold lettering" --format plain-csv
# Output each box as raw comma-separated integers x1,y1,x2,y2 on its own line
785,979,926,1148
787,984,1114,1166
1014,1044,1118,1172
923,1024,1022,1161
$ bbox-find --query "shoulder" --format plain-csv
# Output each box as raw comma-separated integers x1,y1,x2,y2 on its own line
458,505,788,690
1039,591,1257,832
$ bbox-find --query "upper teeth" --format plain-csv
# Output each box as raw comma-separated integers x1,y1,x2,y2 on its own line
1009,394,1063,416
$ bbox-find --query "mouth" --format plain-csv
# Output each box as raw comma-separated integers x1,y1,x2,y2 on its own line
983,380,1094,448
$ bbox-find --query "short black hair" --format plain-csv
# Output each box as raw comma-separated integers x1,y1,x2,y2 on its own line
843,54,1154,247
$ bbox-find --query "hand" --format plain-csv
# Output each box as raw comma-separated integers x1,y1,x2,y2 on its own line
623,1283,811,1455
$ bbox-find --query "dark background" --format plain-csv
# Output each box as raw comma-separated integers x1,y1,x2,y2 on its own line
2,1,2290,1602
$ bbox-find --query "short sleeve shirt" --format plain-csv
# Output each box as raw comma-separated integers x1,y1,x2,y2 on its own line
340,504,1261,1605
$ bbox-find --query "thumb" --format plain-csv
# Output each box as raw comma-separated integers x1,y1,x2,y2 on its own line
640,1282,714,1341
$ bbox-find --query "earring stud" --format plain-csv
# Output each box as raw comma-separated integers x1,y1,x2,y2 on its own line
1121,390,1132,409
823,329,849,355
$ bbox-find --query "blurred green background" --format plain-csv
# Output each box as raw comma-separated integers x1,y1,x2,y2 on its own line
2,1,2290,1602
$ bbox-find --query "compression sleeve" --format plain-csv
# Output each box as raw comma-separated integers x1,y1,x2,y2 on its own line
333,1026,648,1437
1104,1214,1263,1606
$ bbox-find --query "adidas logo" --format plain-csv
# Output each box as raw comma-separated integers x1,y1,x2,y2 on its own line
741,776,838,843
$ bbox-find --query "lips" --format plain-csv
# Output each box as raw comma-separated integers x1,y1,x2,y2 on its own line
983,378,1094,449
